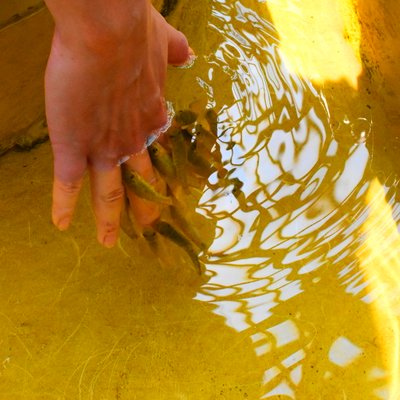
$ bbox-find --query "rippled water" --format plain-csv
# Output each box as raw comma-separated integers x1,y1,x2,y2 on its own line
169,0,400,398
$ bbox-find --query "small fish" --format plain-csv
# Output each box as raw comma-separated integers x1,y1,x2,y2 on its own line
148,142,176,180
120,198,139,240
204,109,218,136
169,129,188,189
153,220,202,274
180,128,193,143
193,124,216,151
122,166,172,206
142,227,159,252
187,140,214,178
170,204,207,250
175,109,198,127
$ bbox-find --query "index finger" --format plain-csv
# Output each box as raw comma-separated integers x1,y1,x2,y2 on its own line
52,177,84,231
52,151,87,231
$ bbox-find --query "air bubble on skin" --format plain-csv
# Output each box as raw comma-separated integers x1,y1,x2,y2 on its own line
117,155,131,166
172,54,198,69
144,100,175,148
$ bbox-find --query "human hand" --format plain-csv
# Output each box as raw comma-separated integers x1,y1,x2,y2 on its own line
44,1,192,247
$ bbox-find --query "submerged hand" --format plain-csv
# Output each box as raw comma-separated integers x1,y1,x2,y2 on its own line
44,2,192,247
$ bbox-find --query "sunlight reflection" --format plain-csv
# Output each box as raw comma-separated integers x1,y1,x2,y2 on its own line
357,178,400,400
329,336,363,367
266,0,362,87
191,0,397,397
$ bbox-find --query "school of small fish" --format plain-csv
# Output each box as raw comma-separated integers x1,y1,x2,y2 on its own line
120,107,225,274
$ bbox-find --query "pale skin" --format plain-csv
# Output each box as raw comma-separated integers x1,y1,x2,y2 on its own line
43,0,192,247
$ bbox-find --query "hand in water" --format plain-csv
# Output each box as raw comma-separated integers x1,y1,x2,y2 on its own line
44,3,192,247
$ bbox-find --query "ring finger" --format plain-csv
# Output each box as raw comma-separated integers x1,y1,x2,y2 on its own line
124,150,162,227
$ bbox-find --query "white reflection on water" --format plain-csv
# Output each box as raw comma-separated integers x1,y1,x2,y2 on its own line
190,0,400,398
328,336,362,367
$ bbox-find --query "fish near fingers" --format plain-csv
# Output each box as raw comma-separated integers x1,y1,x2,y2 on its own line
175,109,198,127
169,203,207,250
148,142,176,180
120,197,139,240
204,109,218,136
168,128,188,190
142,226,159,253
187,139,215,178
193,124,216,152
153,220,202,274
122,165,172,206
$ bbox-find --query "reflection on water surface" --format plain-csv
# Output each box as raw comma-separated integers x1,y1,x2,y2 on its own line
181,0,400,398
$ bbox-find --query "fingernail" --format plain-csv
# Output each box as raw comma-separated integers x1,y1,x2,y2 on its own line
56,217,70,231
173,47,197,69
103,233,117,248
184,48,197,66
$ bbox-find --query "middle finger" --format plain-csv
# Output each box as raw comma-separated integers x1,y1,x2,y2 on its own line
90,165,125,248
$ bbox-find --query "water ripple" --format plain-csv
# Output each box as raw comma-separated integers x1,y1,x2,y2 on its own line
189,0,400,398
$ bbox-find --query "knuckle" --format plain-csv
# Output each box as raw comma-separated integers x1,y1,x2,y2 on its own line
57,180,82,195
100,187,125,204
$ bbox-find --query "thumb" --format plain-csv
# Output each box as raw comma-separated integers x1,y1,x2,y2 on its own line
166,24,194,66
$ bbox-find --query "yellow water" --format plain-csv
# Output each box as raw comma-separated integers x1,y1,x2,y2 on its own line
1,0,400,399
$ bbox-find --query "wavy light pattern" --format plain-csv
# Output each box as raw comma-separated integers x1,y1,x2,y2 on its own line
190,0,400,398
356,179,400,399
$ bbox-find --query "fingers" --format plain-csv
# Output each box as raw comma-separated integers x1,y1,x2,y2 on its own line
52,177,84,231
166,23,193,66
52,151,87,231
89,150,160,249
124,151,161,227
89,166,125,248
